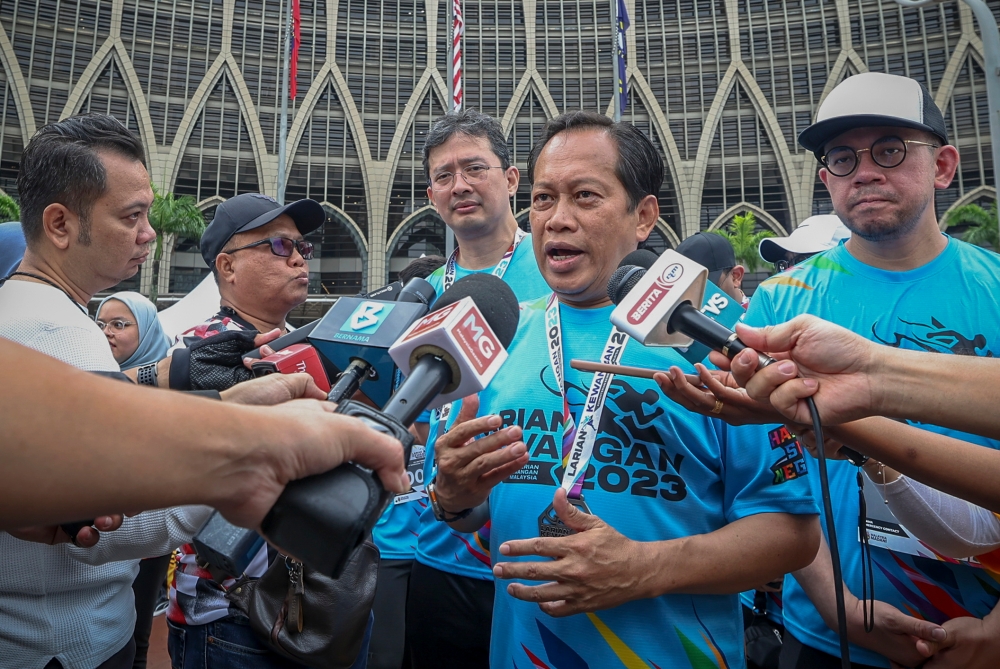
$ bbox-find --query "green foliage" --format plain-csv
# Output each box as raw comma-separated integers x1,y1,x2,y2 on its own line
944,200,999,251
147,185,206,303
0,192,20,223
709,210,775,273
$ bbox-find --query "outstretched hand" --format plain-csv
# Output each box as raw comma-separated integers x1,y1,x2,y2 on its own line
433,395,530,513
654,363,783,425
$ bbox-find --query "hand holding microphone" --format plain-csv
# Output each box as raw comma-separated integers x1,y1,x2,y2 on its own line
258,274,520,577
714,316,882,428
605,250,866,466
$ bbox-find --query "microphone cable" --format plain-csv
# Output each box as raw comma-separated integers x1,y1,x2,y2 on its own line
807,395,852,669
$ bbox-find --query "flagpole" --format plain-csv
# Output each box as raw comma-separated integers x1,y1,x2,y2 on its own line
612,0,621,122
276,0,293,205
444,0,456,257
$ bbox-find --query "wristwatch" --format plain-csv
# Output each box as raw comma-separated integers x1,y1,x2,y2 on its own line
427,478,474,522
136,362,159,386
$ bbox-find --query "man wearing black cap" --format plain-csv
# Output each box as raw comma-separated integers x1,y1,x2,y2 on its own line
178,192,325,340
164,193,328,669
729,73,1000,668
675,231,747,306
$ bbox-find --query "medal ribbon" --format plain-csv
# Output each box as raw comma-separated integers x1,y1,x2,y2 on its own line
543,293,629,499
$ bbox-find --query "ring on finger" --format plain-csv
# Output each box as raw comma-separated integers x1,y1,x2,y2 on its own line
711,399,724,414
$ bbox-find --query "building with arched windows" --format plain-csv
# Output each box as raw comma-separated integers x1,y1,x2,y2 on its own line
0,0,996,297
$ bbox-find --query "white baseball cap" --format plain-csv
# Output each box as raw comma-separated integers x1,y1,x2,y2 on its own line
798,72,949,158
759,215,852,263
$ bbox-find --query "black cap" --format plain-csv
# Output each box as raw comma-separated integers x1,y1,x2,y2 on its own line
798,73,948,159
675,232,736,285
200,193,326,267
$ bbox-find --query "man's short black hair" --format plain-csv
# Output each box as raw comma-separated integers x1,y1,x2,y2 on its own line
422,109,511,183
398,255,446,283
527,111,664,212
17,113,146,245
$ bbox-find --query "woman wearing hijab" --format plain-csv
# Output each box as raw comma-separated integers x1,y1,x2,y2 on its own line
95,291,172,669
95,291,171,371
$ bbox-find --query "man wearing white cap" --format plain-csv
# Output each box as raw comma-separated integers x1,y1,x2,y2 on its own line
651,71,1000,668
758,215,851,272
741,71,1000,669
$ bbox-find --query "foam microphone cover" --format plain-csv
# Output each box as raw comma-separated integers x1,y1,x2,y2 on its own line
430,273,520,348
607,249,660,306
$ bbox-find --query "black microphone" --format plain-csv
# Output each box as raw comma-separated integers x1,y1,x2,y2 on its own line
193,278,437,577
258,274,520,577
607,249,658,305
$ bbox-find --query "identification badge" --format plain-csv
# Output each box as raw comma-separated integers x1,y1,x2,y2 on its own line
537,495,592,537
393,444,426,505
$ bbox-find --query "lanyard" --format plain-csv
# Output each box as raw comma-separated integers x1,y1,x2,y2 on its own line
441,227,526,292
435,228,527,428
543,293,629,499
1,271,88,315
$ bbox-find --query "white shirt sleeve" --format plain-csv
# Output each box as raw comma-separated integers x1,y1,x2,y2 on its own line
871,474,1000,559
66,506,213,565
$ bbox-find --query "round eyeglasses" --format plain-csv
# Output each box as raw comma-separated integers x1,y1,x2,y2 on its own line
821,136,939,178
430,164,504,191
97,319,135,333
224,236,314,260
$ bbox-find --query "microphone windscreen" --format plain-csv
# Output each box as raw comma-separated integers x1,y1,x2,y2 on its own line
430,273,520,348
619,249,658,270
607,264,647,305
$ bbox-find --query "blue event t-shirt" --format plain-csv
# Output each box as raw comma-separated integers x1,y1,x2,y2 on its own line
480,296,817,668
373,234,549,564
744,235,1000,667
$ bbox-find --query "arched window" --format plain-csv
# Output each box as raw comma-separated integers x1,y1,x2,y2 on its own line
308,204,368,294
387,207,447,282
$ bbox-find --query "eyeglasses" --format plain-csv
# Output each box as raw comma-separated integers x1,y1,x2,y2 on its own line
97,319,135,333
430,164,504,191
821,136,939,177
224,236,314,260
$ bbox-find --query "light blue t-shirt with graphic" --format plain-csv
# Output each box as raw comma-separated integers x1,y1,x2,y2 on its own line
745,236,1000,666
480,296,817,668
374,233,548,566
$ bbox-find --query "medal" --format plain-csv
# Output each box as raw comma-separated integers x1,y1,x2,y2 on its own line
537,495,593,537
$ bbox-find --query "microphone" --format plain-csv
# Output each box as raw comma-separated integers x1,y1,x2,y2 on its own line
306,277,437,407
608,251,752,366
258,274,520,577
607,249,866,466
193,278,436,577
238,278,436,397
608,250,774,369
250,343,332,393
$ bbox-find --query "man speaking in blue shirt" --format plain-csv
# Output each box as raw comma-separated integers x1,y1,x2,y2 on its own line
427,111,821,668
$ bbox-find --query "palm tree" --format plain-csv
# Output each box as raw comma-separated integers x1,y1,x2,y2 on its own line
944,200,998,251
710,210,775,273
148,186,206,304
0,192,19,223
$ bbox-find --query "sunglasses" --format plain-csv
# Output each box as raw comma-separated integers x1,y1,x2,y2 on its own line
224,236,314,260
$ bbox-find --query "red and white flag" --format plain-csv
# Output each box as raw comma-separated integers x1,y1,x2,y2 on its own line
290,0,301,99
451,0,463,111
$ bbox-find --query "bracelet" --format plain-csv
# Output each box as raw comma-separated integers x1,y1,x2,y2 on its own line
136,362,159,386
427,480,474,522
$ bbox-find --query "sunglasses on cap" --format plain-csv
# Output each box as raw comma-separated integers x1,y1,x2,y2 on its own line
224,236,315,260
